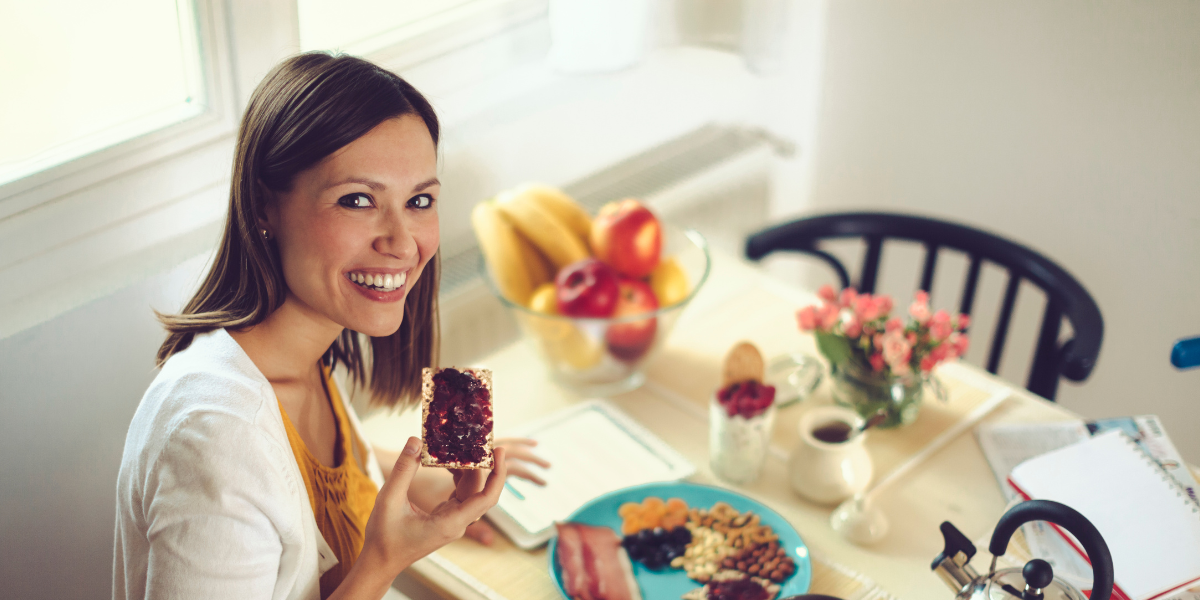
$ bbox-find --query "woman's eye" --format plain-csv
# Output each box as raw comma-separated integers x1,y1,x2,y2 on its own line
338,193,373,209
408,194,434,209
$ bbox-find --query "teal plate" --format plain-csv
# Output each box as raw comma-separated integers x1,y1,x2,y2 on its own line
547,482,812,599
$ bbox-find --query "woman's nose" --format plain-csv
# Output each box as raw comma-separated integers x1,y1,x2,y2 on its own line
374,207,418,261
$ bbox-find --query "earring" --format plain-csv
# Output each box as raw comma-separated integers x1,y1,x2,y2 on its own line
261,228,271,240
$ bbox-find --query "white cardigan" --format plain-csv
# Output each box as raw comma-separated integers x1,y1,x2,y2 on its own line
113,328,387,600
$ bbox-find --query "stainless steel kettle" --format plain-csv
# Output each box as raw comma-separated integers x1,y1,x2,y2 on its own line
932,500,1114,600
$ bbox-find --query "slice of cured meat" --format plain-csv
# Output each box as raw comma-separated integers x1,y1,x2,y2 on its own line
555,523,593,600
556,522,642,600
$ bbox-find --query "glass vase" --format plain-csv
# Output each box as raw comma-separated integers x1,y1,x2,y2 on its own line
829,361,928,428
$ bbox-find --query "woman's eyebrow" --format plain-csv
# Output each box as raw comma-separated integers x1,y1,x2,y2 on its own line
324,177,385,191
412,177,440,193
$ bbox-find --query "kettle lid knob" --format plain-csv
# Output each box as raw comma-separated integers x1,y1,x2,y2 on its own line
1022,559,1054,592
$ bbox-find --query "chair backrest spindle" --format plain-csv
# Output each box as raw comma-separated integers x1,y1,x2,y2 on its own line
919,244,939,293
987,274,1022,374
960,254,983,318
860,236,883,294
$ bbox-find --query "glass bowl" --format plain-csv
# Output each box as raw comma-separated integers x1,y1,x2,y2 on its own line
482,226,712,396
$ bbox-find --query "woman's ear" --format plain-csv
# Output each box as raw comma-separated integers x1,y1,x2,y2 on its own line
255,179,278,238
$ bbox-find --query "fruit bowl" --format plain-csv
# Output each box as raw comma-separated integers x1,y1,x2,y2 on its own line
482,225,711,396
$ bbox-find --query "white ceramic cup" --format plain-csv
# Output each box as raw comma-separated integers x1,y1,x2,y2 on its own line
787,406,873,505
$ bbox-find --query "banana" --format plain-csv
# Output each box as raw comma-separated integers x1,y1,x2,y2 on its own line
494,191,589,270
514,230,554,289
513,183,593,244
472,201,535,305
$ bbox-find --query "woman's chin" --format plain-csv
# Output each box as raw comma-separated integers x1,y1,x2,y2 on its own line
344,316,404,338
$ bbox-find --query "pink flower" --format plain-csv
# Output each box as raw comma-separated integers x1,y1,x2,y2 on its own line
956,314,971,331
875,296,894,318
910,291,931,323
843,315,862,338
817,285,838,304
919,356,937,373
852,295,873,320
885,317,904,333
869,353,885,372
928,343,950,364
906,331,918,345
951,332,970,357
839,287,858,308
929,310,953,341
797,306,819,331
818,304,841,330
881,330,912,375
853,294,893,322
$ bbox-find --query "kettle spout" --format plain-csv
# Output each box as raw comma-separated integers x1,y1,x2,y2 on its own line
932,522,979,596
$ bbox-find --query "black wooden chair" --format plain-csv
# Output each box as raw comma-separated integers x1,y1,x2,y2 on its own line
745,212,1103,401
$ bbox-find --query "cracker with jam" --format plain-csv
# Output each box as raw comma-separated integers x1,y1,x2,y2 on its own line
420,367,495,469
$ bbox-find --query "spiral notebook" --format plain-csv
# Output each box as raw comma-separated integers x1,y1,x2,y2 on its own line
1008,430,1200,600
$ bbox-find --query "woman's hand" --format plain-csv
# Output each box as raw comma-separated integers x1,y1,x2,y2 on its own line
349,437,507,590
404,438,549,546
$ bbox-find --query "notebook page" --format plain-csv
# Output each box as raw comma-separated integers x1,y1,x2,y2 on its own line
1009,430,1200,600
497,403,688,535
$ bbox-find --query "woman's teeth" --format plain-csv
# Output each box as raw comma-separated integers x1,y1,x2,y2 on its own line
348,271,406,292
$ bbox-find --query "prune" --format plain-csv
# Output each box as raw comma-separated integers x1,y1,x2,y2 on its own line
621,525,691,571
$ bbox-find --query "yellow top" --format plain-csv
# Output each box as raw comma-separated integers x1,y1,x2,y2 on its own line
278,365,379,599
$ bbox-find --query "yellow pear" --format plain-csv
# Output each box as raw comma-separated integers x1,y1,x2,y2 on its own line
649,257,690,307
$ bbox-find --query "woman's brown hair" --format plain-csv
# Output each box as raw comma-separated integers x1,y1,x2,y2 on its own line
157,52,439,409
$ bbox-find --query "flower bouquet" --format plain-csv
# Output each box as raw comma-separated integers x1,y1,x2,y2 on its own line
797,286,970,428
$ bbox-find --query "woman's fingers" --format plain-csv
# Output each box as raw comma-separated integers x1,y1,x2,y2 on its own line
464,520,497,546
452,468,486,503
455,449,508,518
504,445,551,469
506,464,547,486
495,437,538,447
379,437,422,504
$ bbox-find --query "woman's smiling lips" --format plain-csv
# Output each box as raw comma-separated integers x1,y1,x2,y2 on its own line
345,269,409,303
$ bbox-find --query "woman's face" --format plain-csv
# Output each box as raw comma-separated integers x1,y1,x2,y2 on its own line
264,114,439,338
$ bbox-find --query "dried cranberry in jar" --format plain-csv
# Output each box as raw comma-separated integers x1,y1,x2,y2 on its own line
716,380,776,419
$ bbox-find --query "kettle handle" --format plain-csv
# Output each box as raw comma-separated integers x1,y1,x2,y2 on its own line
989,500,1114,600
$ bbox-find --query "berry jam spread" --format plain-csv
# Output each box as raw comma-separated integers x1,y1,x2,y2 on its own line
707,578,770,600
424,368,493,464
716,380,776,419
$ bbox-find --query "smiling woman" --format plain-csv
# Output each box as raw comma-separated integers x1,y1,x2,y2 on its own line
156,54,440,408
112,53,547,600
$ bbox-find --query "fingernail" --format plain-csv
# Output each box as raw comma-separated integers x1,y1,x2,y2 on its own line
402,437,420,456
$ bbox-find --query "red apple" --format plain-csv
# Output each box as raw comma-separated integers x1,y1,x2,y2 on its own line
555,259,619,318
590,199,662,279
605,278,659,362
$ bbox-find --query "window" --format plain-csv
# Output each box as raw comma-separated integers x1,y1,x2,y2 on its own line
0,0,546,339
0,0,205,186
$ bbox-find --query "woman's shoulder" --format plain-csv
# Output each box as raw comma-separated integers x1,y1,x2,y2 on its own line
127,329,285,461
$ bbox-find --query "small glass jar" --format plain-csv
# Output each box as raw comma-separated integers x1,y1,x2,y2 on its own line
829,361,926,429
709,394,777,485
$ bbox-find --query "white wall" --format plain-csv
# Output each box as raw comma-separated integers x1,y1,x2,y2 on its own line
789,0,1200,459
0,253,210,599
